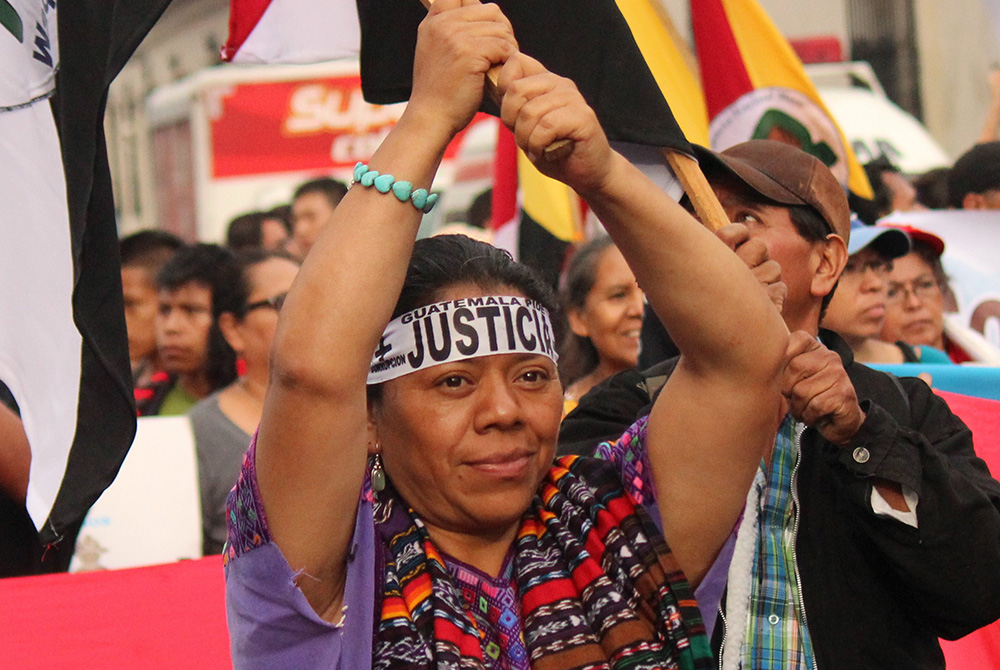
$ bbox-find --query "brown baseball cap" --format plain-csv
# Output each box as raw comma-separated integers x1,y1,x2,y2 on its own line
692,140,852,245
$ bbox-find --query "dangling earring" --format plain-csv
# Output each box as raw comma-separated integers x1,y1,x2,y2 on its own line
371,452,386,493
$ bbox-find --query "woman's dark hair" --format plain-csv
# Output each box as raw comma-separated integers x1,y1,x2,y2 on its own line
557,236,616,386
392,235,556,318
221,249,301,319
368,234,556,403
157,243,242,392
910,239,950,289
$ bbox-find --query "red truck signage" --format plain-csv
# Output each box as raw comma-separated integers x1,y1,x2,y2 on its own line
209,75,482,178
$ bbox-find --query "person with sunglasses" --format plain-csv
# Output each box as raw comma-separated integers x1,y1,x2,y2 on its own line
189,249,300,556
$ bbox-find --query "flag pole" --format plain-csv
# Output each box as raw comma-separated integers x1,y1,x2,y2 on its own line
417,0,727,229
662,149,729,232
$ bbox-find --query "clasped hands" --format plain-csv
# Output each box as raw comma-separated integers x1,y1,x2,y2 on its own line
413,0,865,447
410,0,612,194
718,224,864,445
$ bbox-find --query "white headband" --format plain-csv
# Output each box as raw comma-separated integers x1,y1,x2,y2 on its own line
367,296,558,384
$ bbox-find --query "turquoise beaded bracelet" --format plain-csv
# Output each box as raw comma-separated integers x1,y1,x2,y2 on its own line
352,162,439,213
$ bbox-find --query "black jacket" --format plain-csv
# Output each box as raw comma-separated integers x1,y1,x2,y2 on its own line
559,330,1000,669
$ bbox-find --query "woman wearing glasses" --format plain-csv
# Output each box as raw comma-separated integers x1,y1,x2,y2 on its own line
879,225,964,363
189,249,300,555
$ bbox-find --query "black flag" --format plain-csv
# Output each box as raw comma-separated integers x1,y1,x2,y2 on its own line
356,0,692,154
43,0,176,549
0,0,173,574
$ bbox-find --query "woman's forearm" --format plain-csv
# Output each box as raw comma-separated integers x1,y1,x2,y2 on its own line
581,151,788,379
269,107,451,394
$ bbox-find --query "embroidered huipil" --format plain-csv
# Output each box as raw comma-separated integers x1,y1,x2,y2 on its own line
445,552,530,670
595,416,736,643
742,415,814,669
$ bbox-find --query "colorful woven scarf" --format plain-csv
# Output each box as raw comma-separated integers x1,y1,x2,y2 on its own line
372,455,713,670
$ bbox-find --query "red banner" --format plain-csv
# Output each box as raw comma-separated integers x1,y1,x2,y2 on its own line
0,556,231,669
210,75,485,178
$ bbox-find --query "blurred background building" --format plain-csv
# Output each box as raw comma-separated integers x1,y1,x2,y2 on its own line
106,0,1000,237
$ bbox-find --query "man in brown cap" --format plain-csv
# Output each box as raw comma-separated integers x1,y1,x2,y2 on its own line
559,140,1000,669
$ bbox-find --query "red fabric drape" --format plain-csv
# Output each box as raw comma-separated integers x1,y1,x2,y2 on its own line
0,556,231,669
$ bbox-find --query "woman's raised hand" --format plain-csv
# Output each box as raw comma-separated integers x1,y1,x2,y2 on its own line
410,0,518,141
497,53,615,195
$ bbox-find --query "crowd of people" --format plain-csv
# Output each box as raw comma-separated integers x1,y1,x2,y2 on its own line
119,9,1000,669
2,1,1000,667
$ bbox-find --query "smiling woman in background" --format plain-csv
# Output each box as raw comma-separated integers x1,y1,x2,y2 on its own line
558,235,644,413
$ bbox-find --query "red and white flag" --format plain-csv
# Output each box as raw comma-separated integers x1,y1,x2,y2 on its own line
222,0,359,63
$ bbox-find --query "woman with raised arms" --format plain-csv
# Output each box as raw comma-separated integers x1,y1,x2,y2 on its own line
224,1,788,668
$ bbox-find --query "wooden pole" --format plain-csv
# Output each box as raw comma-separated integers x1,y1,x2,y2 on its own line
663,149,730,232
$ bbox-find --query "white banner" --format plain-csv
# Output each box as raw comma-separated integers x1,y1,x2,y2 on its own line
70,417,202,572
0,0,57,109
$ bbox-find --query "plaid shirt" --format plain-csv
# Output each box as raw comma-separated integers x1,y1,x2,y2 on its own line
743,415,815,669
595,414,818,668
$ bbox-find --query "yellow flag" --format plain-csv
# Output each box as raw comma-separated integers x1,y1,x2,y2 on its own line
518,151,583,243
692,0,874,197
616,0,710,146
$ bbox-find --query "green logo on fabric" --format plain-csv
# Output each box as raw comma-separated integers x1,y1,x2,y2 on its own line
751,109,838,168
0,0,23,43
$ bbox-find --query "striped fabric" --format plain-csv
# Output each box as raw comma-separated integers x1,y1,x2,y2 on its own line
596,414,818,667
594,416,652,505
372,455,713,670
743,415,814,669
